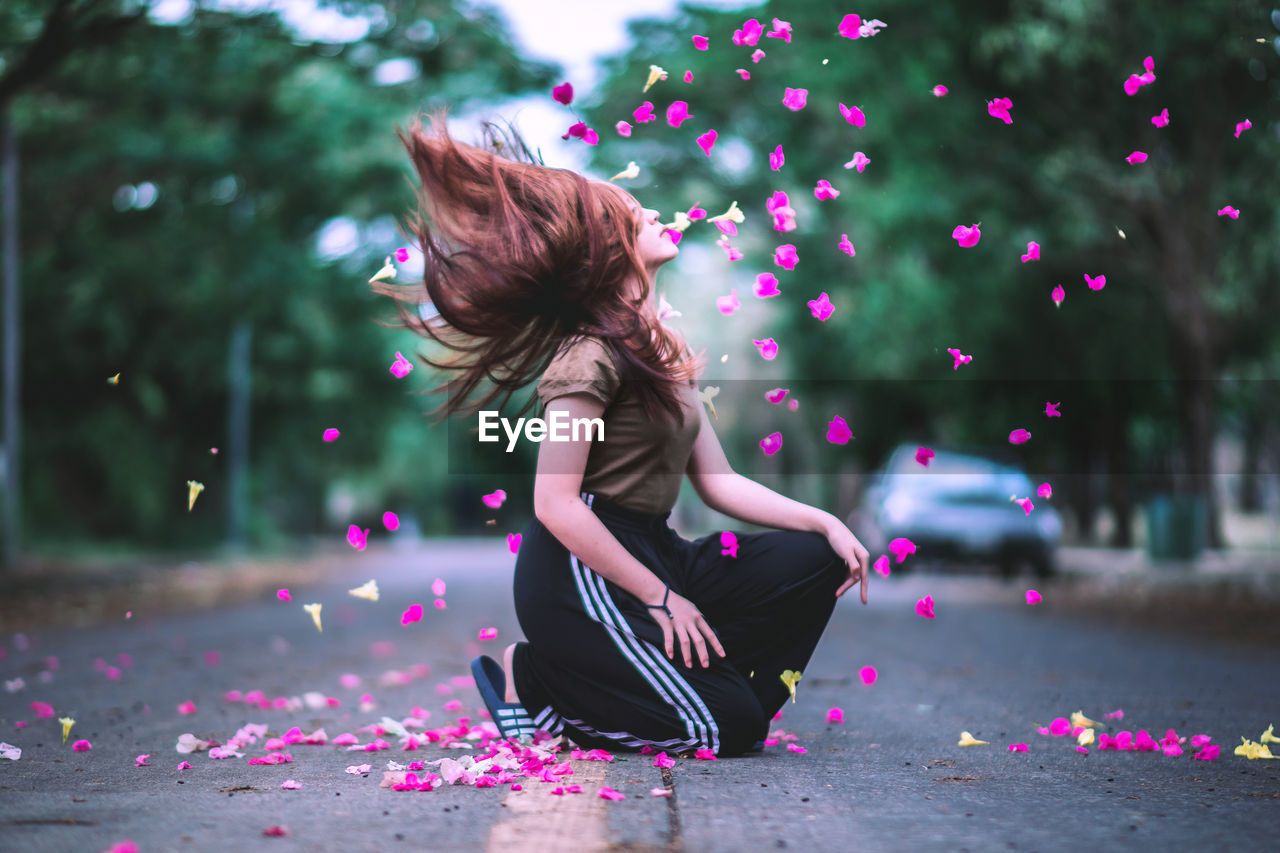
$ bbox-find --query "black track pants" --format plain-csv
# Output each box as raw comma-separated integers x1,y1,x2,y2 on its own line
510,491,848,757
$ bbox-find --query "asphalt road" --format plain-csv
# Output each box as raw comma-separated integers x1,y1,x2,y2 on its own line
2,538,1277,853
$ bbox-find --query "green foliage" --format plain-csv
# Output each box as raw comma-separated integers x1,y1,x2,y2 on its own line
10,0,556,549
583,0,1279,500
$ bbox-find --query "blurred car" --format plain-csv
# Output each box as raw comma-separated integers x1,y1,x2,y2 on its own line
857,445,1062,577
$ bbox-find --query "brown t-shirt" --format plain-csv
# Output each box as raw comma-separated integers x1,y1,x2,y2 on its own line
536,334,702,516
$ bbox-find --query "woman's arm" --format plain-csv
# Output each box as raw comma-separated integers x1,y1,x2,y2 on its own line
533,393,668,605
685,401,839,535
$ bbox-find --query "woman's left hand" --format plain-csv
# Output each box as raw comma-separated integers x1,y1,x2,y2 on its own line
823,516,871,605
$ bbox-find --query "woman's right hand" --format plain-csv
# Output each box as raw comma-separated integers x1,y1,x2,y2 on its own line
647,588,726,668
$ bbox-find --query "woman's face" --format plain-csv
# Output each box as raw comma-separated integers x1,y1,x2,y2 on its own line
608,185,679,273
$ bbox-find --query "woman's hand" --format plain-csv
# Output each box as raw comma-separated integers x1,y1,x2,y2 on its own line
824,517,872,604
646,588,727,668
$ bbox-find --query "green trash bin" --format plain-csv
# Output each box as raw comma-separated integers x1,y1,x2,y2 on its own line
1145,494,1207,562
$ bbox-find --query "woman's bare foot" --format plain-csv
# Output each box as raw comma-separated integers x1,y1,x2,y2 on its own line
502,642,518,703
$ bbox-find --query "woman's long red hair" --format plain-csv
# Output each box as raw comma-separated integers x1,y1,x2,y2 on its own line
372,110,704,425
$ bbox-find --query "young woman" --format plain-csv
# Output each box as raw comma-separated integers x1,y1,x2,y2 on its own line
375,112,870,757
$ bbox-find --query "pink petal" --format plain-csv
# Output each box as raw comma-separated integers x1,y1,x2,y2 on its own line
732,18,763,46
666,101,693,128
323,428,340,442
888,537,916,563
651,788,673,797
952,224,981,247
782,88,808,111
598,786,626,800
814,180,839,200
1008,429,1031,444
859,665,878,684
1234,118,1252,138
754,273,781,298
838,234,856,257
507,533,522,554
683,70,693,83
827,707,844,724
401,604,424,626
752,338,779,360
765,388,789,404
736,69,750,80
787,744,808,753
1217,205,1239,219
1014,497,1034,515
347,525,369,551
716,289,741,315
986,97,1013,124
1037,482,1053,498
615,121,632,137
1021,241,1040,263
1123,74,1142,95
1025,589,1041,606
1008,743,1029,752
652,751,675,768
838,103,865,127
826,415,853,444
696,129,718,156
751,49,766,63
915,447,934,466
478,628,498,641
767,18,792,42
135,754,150,766
838,14,862,39
1151,108,1170,128
281,779,302,789
394,247,409,263
1193,744,1220,761
633,102,655,124
947,348,972,370
1049,718,1071,736
932,84,948,97
915,595,935,619
177,701,197,715
720,531,739,558
694,748,718,760
552,82,574,105
692,35,709,50
872,556,890,578
770,145,785,171
1083,273,1106,291
177,761,191,769
582,128,598,146
845,151,870,172
808,292,834,321
433,599,446,610
1125,151,1147,165
1190,734,1212,748
1051,284,1065,307
73,739,92,751
277,589,291,602
431,578,446,597
774,244,799,270
759,432,783,456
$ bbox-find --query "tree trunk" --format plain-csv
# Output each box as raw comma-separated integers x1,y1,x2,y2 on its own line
1238,407,1263,512
1,111,19,570
1102,398,1134,547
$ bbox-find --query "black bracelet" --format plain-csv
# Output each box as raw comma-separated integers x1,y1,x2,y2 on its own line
643,584,674,619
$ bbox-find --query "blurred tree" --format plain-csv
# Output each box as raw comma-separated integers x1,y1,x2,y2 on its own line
583,0,1279,547
8,0,556,557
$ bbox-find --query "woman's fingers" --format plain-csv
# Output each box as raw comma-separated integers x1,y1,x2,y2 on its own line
678,627,693,668
662,621,674,659
700,618,727,658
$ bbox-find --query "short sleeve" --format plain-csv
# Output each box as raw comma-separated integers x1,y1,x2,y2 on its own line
537,336,622,409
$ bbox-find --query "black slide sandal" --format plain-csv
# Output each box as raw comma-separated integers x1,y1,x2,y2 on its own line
470,655,537,742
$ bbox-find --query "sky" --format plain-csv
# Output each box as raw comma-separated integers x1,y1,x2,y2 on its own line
149,0,750,170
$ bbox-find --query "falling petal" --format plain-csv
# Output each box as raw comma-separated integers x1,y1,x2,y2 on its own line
692,35,709,50
303,603,323,633
633,102,655,124
760,432,783,456
277,588,291,602
107,373,120,385
1009,429,1032,444
915,595,935,619
780,670,802,704
186,480,204,511
889,538,916,563
915,447,934,467
1025,589,1042,605
808,292,834,321
390,352,414,378
394,248,409,263
1217,205,1240,219
826,415,853,444
347,525,369,551
1151,108,1170,127
1083,273,1106,291
751,49,766,63
838,103,865,127
696,129,718,156
947,348,972,370
609,161,640,182
872,555,890,578
382,512,399,532
1021,242,1040,263
814,180,840,200
616,121,633,137
508,533,521,554
643,65,668,93
932,84,948,97
1124,151,1148,165
552,82,574,105
736,69,750,80
782,88,808,111
952,224,981,247
369,257,396,284
859,665,878,684
666,101,693,127
708,201,744,225
774,244,799,270
323,428,341,442
844,152,870,172
1234,118,1251,138
987,97,1013,124
349,580,380,602
699,386,721,422
837,14,862,39
754,273,781,298
752,338,779,360
1052,285,1065,307
770,145,785,171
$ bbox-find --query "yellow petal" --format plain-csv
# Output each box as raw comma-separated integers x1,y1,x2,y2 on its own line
107,373,120,385
1260,724,1279,744
779,670,802,704
707,200,744,224
609,161,640,182
660,211,692,234
58,716,75,745
643,65,668,93
186,480,204,512
303,602,323,633
348,580,380,602
697,386,720,422
1077,728,1095,746
1070,710,1100,729
958,731,989,746
369,256,396,284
